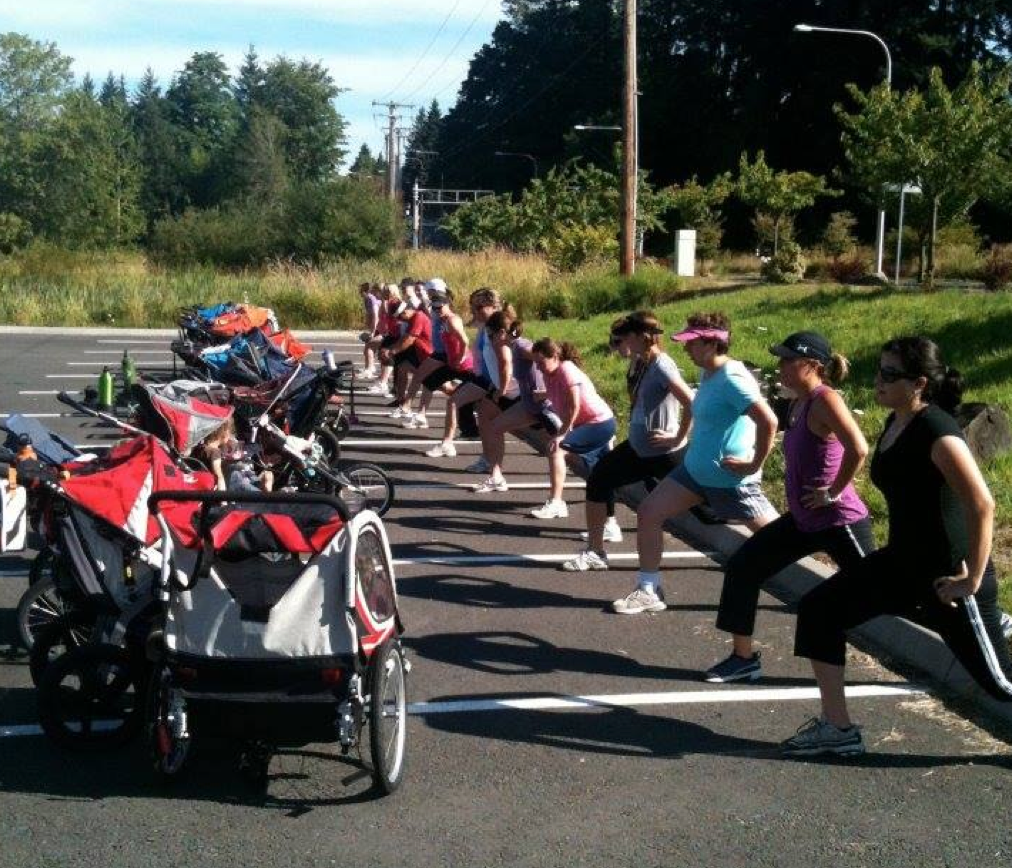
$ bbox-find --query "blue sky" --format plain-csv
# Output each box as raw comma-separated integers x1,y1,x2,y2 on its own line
1,0,503,161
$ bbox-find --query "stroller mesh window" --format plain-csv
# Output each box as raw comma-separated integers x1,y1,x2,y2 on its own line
213,556,306,623
356,526,395,623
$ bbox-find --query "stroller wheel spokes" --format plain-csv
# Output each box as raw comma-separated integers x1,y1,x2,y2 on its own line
38,644,144,750
337,461,394,517
29,612,94,687
368,641,407,794
147,667,190,780
17,575,72,651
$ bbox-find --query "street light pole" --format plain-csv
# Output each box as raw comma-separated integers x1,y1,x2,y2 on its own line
794,23,892,281
621,0,638,276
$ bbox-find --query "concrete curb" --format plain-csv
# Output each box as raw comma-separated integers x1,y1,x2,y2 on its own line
0,326,360,339
514,430,1012,730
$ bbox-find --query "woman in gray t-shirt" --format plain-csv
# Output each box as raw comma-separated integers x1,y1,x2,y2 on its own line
562,311,694,572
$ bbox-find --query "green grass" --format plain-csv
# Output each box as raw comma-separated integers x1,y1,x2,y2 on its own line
535,283,1012,611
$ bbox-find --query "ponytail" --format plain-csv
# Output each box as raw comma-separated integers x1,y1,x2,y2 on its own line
823,353,850,386
532,337,583,368
936,366,964,415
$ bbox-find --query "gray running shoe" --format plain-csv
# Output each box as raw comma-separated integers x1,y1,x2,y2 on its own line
704,652,762,684
611,586,666,614
781,717,865,757
561,550,609,572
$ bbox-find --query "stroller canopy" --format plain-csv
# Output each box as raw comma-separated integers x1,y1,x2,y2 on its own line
136,383,233,455
61,435,214,544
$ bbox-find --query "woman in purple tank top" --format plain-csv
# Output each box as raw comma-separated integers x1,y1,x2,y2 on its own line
703,330,875,684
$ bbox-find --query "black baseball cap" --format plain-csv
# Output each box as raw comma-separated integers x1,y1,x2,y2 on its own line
769,331,832,364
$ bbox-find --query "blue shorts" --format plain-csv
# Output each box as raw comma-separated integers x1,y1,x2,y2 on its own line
561,417,617,470
667,463,775,523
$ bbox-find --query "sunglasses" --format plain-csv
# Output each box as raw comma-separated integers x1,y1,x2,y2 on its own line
877,365,913,383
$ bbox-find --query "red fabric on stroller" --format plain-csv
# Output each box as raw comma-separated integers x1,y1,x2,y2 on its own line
267,329,311,360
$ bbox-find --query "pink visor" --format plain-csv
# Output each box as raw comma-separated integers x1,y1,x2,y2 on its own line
670,327,729,343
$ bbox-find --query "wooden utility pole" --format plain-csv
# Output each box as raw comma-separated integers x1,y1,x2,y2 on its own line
620,0,638,276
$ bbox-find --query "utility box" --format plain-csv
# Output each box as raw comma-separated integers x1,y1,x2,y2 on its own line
673,230,696,277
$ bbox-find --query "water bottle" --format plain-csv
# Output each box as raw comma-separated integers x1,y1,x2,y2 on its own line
121,348,137,391
98,366,114,410
322,349,337,371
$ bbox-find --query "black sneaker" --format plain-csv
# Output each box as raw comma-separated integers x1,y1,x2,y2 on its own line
781,717,865,757
704,652,762,683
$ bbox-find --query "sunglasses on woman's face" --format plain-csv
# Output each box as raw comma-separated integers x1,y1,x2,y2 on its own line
877,365,912,383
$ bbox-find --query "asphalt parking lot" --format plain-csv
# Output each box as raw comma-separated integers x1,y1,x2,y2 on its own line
0,329,1010,868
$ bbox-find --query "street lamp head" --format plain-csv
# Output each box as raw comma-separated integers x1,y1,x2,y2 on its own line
794,23,813,32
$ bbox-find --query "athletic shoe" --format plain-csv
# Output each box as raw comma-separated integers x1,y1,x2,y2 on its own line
402,413,428,429
611,586,667,614
426,442,457,458
1001,611,1012,640
781,717,865,757
530,499,569,519
704,652,762,683
389,407,407,419
581,517,623,543
473,476,509,493
367,383,391,396
358,367,377,380
561,550,609,572
464,456,490,474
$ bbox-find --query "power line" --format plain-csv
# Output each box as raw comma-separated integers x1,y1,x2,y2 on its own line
399,0,497,104
378,0,464,103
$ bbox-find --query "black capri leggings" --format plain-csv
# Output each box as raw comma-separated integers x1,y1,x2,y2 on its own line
716,513,875,638
586,440,681,516
795,548,1012,702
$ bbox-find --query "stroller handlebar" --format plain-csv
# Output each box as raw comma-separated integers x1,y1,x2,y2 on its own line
148,489,350,520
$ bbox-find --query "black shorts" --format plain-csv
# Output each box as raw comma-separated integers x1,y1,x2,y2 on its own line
430,352,448,364
393,346,426,368
380,335,397,349
423,364,463,391
497,395,519,411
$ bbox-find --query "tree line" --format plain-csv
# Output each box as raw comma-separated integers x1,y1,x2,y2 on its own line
0,33,397,263
409,0,1012,260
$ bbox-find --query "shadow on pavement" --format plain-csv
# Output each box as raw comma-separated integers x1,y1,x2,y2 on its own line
405,630,812,687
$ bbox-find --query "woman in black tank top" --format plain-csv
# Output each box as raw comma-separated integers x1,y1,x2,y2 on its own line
782,336,1012,758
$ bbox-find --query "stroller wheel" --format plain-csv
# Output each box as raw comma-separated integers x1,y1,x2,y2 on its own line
147,666,190,781
368,641,407,795
336,461,394,517
38,644,144,750
17,575,71,652
29,612,94,688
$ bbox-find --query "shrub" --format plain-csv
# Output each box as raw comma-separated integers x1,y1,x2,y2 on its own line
822,211,858,259
0,212,32,254
982,245,1012,291
751,212,794,255
827,254,868,284
543,224,618,272
760,240,806,284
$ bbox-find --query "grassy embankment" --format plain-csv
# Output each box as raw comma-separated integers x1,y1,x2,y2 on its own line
3,246,1012,608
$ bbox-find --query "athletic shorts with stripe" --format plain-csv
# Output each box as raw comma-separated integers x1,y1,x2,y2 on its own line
715,512,875,638
795,548,1012,701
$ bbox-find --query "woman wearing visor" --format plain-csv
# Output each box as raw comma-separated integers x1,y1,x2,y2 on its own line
704,331,874,683
614,312,778,615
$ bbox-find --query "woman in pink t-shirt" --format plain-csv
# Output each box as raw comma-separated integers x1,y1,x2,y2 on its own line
530,338,617,520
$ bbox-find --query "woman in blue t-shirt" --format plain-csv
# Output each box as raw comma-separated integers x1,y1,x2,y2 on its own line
615,312,779,615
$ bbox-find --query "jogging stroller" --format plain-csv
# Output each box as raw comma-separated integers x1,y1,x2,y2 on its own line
27,437,215,750
146,490,408,793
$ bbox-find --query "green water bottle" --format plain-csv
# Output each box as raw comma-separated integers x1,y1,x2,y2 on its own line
97,366,114,410
121,348,137,391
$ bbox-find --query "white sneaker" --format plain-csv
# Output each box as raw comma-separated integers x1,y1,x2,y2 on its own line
426,442,457,458
530,499,569,519
402,413,428,429
464,456,490,474
561,550,609,572
358,367,377,380
473,476,508,494
389,406,407,419
368,382,391,395
611,586,667,614
581,517,623,543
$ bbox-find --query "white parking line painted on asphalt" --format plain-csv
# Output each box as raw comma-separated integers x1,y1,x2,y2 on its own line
19,390,81,396
407,684,924,716
0,569,29,578
392,551,716,567
82,351,176,356
46,374,112,379
397,481,585,490
0,413,62,418
340,439,489,448
0,684,925,738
